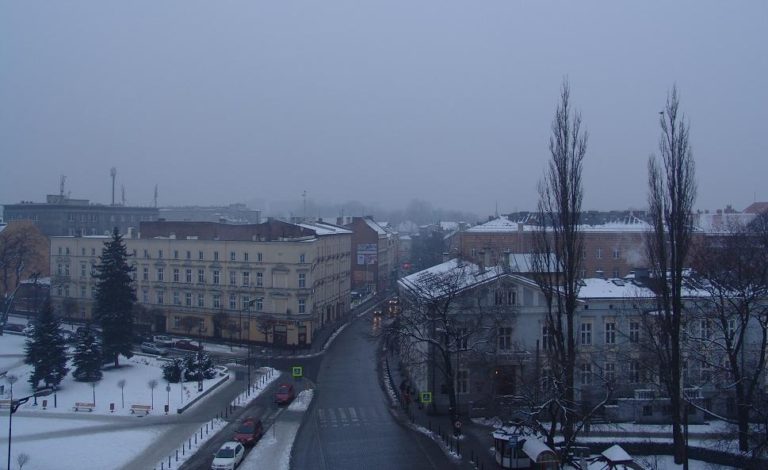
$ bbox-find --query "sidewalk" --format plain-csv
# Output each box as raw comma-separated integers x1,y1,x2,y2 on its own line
381,349,496,470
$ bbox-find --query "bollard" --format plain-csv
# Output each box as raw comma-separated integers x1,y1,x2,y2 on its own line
200,428,203,439
161,463,164,470
182,445,185,456
195,434,197,444
206,423,208,433
188,438,191,449
176,450,178,461
456,439,460,457
168,456,171,467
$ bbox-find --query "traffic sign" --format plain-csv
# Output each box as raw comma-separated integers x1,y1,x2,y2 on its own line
420,392,432,404
454,420,462,429
292,366,303,378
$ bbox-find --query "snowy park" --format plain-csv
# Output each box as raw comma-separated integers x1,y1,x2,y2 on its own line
0,331,277,470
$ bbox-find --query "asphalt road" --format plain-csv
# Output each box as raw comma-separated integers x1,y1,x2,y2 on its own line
291,310,454,470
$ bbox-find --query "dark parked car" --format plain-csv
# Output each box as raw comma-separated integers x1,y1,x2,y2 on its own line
2,323,25,333
174,339,202,351
274,383,295,405
233,417,264,446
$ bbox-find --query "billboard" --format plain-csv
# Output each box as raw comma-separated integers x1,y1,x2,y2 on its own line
357,243,378,265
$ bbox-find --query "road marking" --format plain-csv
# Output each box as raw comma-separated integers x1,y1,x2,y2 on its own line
348,407,358,422
327,408,338,427
357,407,367,420
317,408,325,422
337,407,347,423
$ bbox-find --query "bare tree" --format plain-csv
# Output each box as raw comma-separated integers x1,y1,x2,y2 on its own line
394,260,505,432
148,379,158,409
645,85,697,465
117,379,127,408
0,221,48,297
530,79,587,452
690,215,768,454
16,453,29,470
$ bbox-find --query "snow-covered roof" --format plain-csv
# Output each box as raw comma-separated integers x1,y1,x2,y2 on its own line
20,277,51,286
298,221,352,236
364,218,388,236
577,278,655,300
440,221,460,231
695,212,755,233
601,445,632,463
466,216,536,233
522,438,557,462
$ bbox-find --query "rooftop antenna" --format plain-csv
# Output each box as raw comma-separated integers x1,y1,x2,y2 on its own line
59,175,66,198
495,200,499,218
121,185,126,205
154,184,158,208
110,167,117,205
302,190,307,221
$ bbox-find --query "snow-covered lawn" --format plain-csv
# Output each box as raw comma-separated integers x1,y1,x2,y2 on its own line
0,332,239,470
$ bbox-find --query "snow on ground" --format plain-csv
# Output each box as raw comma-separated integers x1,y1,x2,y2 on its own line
241,389,315,470
0,332,246,470
0,333,227,415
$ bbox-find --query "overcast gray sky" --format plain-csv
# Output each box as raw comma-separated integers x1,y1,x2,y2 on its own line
1,1,766,216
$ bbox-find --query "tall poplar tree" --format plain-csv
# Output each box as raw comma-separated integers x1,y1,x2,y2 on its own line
94,228,136,367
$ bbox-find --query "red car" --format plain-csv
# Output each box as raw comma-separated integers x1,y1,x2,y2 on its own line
274,383,295,405
233,417,264,446
174,339,202,351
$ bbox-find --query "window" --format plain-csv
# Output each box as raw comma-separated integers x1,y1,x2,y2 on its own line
255,298,263,311
158,249,163,259
186,250,191,260
198,250,204,260
198,269,205,283
642,405,653,417
174,316,181,328
58,246,62,255
197,293,205,308
80,263,87,278
613,248,620,259
213,270,220,285
242,272,250,287
244,252,249,262
92,248,96,256
81,247,85,256
629,361,640,383
727,318,737,338
580,322,592,345
580,363,592,385
700,319,712,339
298,273,306,288
298,299,306,313
299,253,305,263
173,250,179,260
612,268,620,278
542,325,554,350
256,272,263,287
64,263,70,276
142,288,149,303
457,369,469,394
65,247,70,255
57,264,63,275
498,327,512,351
185,292,192,307
212,294,221,309
596,248,602,259
173,268,180,283
186,269,192,283
157,268,164,282
629,321,640,343
605,362,616,383
143,249,149,259
57,285,62,296
456,327,468,349
229,294,237,310
605,322,616,345
214,251,219,261
157,291,164,305
229,271,236,286
80,285,87,298
230,251,236,261
257,252,263,262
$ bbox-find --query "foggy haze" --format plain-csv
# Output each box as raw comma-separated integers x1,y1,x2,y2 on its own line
1,1,766,217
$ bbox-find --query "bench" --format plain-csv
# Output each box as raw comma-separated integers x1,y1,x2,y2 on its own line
0,399,11,409
130,404,151,415
73,402,95,412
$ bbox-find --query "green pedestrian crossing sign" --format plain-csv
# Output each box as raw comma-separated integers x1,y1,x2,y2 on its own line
420,392,432,404
292,366,303,378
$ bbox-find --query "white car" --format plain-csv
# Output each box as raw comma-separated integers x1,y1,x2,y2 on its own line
153,335,174,348
211,441,244,470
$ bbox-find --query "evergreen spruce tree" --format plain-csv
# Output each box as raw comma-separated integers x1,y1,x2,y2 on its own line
93,228,136,367
24,297,69,389
72,325,103,382
183,350,216,381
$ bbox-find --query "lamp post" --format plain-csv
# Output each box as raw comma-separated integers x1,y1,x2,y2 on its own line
7,389,52,470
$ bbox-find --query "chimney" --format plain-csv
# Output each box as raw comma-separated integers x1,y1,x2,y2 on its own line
517,222,524,232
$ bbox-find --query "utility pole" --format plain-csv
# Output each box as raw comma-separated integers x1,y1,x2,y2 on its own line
110,167,117,206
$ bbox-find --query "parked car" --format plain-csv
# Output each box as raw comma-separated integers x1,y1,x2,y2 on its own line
140,342,168,356
133,332,153,344
174,339,202,351
2,323,25,333
211,441,245,470
274,383,295,405
233,417,264,446
153,335,174,348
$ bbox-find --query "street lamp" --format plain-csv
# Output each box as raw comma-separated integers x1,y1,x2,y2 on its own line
7,388,52,470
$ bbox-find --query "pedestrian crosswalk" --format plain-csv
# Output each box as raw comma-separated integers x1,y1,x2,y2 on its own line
314,406,390,428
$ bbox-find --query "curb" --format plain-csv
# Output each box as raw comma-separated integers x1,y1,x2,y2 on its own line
176,372,230,414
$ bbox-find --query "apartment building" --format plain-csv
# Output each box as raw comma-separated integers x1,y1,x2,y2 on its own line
345,216,398,294
49,219,351,348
